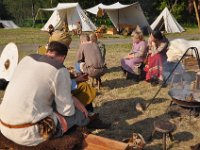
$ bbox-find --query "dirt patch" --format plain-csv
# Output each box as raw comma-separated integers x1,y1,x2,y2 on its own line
0,33,199,53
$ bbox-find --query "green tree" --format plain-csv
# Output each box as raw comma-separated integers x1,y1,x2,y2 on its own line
0,0,11,19
0,0,197,27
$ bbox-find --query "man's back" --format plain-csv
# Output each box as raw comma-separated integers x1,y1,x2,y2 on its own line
0,54,75,146
78,42,104,68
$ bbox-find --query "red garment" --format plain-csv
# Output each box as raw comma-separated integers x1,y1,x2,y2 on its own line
144,53,163,81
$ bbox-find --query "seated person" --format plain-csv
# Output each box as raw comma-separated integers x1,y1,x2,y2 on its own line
70,71,96,114
48,24,55,35
121,31,147,82
72,21,82,36
45,27,97,116
0,41,90,146
76,21,82,35
76,34,106,78
144,29,169,85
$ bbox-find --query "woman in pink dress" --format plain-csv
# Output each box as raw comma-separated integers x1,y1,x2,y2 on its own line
121,32,147,81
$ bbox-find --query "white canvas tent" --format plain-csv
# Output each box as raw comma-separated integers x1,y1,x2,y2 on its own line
0,20,19,29
151,7,184,33
86,2,149,31
40,3,96,31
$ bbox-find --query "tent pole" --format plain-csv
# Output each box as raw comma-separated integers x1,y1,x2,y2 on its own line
35,8,40,23
193,0,200,32
31,0,36,28
118,9,119,31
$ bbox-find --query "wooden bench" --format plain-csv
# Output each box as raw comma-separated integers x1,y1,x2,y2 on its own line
0,132,130,150
90,76,102,91
83,134,130,150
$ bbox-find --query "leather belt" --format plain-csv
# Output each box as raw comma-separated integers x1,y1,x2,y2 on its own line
0,120,37,128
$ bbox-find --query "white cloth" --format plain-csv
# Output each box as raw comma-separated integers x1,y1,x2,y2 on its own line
0,54,75,146
80,62,85,72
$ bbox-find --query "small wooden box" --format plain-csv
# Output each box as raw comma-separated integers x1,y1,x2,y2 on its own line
106,27,117,35
182,56,199,70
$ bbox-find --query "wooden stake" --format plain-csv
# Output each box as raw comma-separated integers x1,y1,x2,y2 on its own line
193,0,200,32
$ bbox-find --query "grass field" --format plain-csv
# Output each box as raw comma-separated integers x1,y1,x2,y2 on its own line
0,27,200,150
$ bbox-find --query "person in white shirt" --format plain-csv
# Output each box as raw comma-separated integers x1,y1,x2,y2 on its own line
0,41,89,146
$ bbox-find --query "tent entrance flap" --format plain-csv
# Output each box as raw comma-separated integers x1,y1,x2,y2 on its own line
154,17,165,31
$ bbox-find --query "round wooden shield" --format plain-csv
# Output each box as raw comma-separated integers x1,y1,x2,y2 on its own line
0,42,18,81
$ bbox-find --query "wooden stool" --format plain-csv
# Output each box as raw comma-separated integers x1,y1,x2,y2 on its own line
91,77,102,90
151,120,176,150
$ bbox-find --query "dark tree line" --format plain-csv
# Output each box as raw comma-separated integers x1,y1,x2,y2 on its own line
0,0,198,27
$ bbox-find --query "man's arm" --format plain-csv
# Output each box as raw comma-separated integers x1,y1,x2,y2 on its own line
53,68,75,116
72,96,88,118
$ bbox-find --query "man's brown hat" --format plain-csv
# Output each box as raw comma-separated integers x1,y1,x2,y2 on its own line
49,30,72,48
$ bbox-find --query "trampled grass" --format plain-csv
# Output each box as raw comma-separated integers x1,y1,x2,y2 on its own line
63,28,200,150
0,27,200,149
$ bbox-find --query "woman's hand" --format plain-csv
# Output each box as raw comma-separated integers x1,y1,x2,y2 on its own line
151,42,156,48
151,52,155,57
125,53,134,59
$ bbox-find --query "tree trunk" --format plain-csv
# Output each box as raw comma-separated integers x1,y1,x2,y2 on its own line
171,0,179,11
198,0,200,12
51,0,53,7
31,0,35,27
193,0,200,32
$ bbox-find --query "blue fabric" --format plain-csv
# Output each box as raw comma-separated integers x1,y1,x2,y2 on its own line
75,62,81,73
71,79,77,91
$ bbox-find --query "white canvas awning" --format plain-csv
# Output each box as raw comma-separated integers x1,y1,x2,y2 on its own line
87,2,131,14
40,3,79,11
151,7,184,33
86,2,149,31
40,3,96,31
0,20,19,29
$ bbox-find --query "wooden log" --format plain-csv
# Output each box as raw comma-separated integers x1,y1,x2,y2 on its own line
82,134,130,150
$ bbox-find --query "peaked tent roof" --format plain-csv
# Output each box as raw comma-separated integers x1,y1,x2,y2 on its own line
151,7,184,33
0,20,19,29
86,2,149,31
40,3,96,31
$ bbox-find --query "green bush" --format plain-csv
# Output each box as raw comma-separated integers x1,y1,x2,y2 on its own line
22,18,47,28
